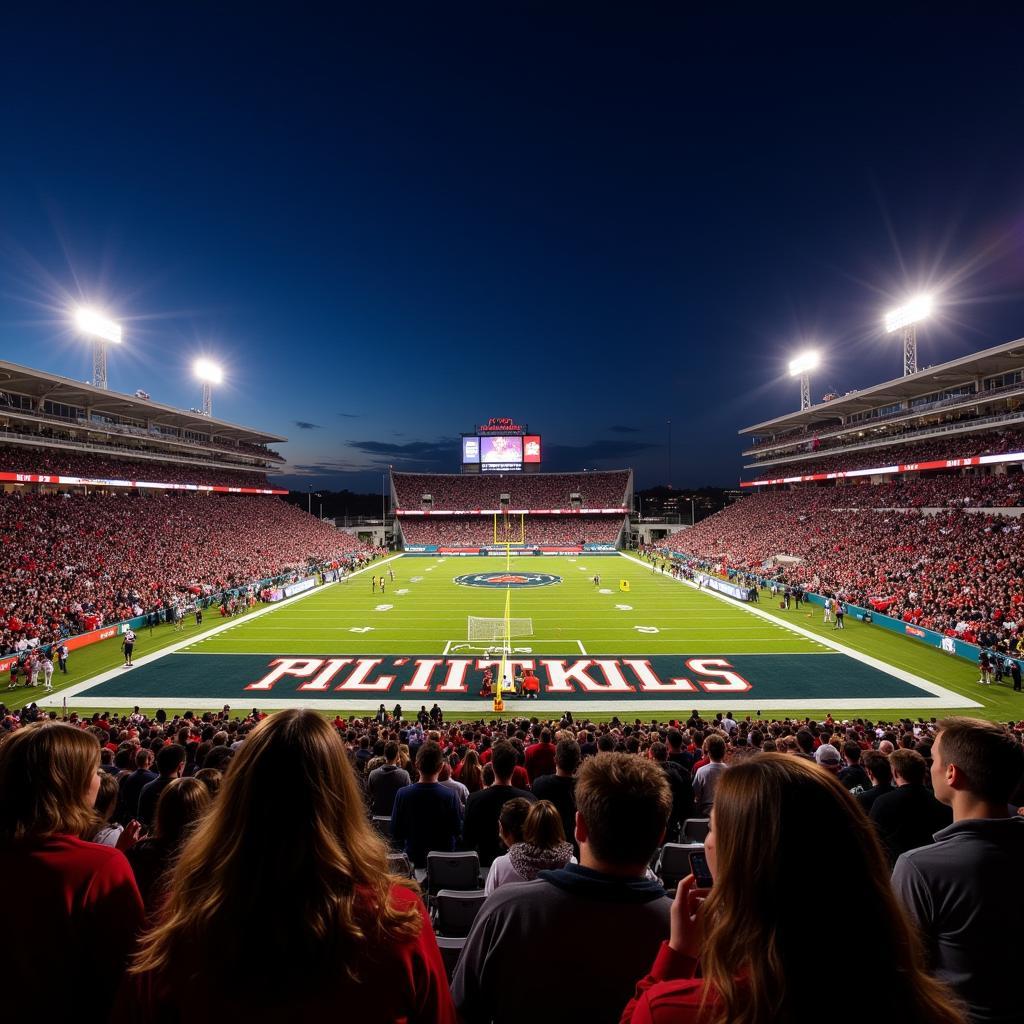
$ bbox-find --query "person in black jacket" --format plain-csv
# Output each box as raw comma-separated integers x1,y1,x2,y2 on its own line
856,750,895,814
650,740,694,841
869,748,951,863
838,742,871,792
462,741,535,866
532,738,580,852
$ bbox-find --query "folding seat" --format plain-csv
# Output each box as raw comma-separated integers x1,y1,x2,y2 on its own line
434,889,488,938
681,817,711,844
654,842,704,891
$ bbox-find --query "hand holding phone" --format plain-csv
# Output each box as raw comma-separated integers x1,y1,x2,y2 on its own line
688,849,713,889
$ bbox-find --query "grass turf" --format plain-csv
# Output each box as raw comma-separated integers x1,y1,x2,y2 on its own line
23,553,1022,723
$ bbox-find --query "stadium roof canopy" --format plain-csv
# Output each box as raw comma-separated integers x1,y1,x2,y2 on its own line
0,359,286,444
739,336,1024,437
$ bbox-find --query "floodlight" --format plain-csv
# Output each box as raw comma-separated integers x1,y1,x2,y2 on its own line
788,351,819,377
885,294,933,334
193,358,223,384
75,307,122,344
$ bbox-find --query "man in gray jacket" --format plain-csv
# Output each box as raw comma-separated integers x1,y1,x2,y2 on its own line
452,752,672,1024
892,717,1024,1024
366,741,410,817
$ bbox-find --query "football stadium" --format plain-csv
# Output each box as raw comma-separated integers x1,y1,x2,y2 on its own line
3,14,1024,1024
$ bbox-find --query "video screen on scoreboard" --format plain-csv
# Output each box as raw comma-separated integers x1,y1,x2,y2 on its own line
523,435,541,463
480,434,523,471
462,436,480,464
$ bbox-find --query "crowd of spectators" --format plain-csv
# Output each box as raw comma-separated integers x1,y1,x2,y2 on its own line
670,482,1024,650
0,704,1020,1022
748,474,1024,508
400,515,625,547
392,470,630,510
0,443,273,488
748,426,1024,479
0,492,370,656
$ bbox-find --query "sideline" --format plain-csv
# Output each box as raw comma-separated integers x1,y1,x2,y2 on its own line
616,552,980,709
39,554,405,708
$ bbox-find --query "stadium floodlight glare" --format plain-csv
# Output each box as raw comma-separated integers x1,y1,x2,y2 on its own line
74,307,122,390
788,350,819,411
788,351,819,377
193,358,223,384
884,294,933,334
194,358,223,416
885,293,933,376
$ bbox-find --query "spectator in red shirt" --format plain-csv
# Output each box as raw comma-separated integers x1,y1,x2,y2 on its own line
0,723,144,1023
524,727,557,783
117,708,455,1023
621,755,964,1024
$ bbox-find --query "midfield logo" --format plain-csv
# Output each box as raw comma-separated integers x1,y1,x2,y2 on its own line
454,571,562,588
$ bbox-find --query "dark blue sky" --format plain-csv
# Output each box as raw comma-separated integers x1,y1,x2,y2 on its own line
1,12,1023,490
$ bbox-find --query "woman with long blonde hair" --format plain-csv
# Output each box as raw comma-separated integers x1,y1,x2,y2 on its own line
118,708,455,1022
621,754,965,1024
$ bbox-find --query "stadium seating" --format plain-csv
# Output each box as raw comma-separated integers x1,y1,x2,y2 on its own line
0,443,271,488
392,471,630,510
400,515,625,547
0,492,369,656
747,425,1024,478
668,481,1024,648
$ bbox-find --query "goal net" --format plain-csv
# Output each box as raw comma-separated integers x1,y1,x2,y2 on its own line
468,616,534,641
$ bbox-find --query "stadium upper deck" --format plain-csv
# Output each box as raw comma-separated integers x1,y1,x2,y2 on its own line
0,359,286,489
740,337,1024,484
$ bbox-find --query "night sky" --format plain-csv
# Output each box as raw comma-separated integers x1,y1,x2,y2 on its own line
1,12,1023,491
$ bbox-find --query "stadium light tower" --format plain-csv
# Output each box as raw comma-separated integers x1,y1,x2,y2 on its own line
885,294,933,376
788,350,819,411
193,358,223,417
74,307,122,390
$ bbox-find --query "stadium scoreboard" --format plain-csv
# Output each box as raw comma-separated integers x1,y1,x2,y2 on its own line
461,417,541,474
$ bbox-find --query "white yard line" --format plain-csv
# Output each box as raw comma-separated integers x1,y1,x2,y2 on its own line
39,554,404,708
615,553,980,709
577,639,588,654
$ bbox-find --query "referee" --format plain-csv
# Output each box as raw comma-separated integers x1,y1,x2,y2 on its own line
122,628,137,668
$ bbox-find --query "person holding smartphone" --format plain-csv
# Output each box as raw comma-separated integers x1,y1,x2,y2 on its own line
620,756,966,1024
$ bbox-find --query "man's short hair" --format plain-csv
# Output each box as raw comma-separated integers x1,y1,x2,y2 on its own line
795,729,814,754
889,748,926,786
416,741,443,777
596,734,615,753
490,741,517,781
540,728,551,744
650,742,668,762
937,717,1024,804
555,738,581,773
157,744,185,775
575,752,671,866
843,742,862,763
384,741,399,761
706,735,726,761
862,750,891,784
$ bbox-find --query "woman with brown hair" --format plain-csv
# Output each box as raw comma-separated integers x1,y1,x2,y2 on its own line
621,754,965,1024
125,776,211,913
485,798,574,894
0,723,144,1023
455,747,485,793
118,707,455,1022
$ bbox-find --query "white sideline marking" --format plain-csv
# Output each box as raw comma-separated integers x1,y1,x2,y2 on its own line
396,588,410,595
616,552,980,709
576,639,587,654
598,588,612,594
410,576,423,582
375,604,393,612
37,554,405,708
634,626,659,634
349,627,373,633
615,604,633,611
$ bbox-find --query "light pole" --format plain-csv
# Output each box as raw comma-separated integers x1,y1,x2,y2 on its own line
885,294,933,376
690,497,695,526
788,351,819,411
193,358,223,417
75,308,122,390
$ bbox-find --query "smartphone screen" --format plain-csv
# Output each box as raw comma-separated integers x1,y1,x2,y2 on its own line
688,849,713,888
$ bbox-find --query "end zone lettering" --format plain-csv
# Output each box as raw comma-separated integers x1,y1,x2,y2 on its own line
245,655,752,695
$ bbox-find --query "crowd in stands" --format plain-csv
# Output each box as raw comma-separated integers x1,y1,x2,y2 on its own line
400,515,625,547
749,473,1024,508
669,484,1024,651
0,443,272,488
393,470,630,510
0,704,1020,1023
748,426,1024,478
0,492,369,656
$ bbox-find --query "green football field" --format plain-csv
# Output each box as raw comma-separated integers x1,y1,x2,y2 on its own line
35,551,1020,721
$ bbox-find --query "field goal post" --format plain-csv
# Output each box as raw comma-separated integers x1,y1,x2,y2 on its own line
493,509,525,545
